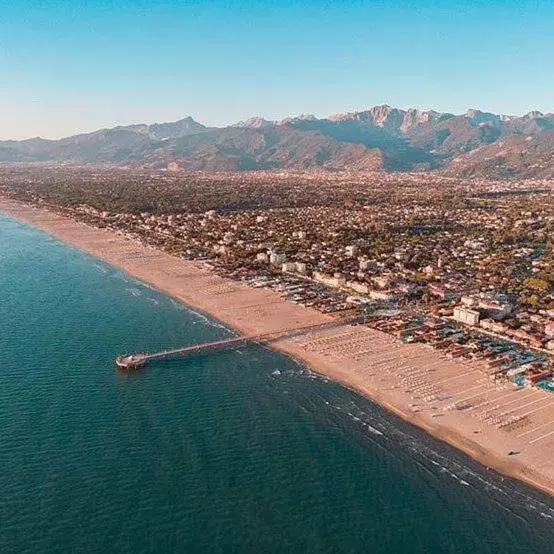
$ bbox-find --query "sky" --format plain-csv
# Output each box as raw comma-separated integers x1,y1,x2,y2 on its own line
1,0,553,139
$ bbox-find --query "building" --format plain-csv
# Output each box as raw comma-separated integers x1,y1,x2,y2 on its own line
313,271,346,288
345,245,359,257
282,262,297,273
295,262,307,274
347,280,370,294
372,275,392,289
478,294,513,320
429,284,459,302
346,295,373,305
270,252,287,266
369,290,395,302
453,306,480,326
461,295,478,308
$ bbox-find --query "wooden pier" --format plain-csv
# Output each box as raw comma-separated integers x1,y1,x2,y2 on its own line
115,316,361,370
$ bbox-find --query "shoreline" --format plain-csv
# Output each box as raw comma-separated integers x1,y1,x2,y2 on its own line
1,198,553,499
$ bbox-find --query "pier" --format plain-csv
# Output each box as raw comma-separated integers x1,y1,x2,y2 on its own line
115,316,362,370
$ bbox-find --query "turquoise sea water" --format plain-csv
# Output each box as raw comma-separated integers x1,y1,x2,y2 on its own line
1,214,553,554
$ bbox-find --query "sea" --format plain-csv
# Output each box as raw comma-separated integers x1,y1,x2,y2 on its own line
1,213,553,554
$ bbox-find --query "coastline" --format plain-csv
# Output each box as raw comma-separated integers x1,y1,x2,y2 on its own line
1,198,553,499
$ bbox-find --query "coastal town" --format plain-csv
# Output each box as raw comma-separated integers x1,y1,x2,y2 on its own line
2,166,553,395
2,164,554,497
5,0,554,548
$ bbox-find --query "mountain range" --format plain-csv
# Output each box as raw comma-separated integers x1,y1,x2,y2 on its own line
2,106,554,177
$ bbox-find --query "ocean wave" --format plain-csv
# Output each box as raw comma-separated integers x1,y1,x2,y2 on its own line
301,374,554,519
170,299,186,310
91,263,108,274
184,308,231,333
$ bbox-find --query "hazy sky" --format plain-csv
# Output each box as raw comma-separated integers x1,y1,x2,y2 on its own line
1,0,553,139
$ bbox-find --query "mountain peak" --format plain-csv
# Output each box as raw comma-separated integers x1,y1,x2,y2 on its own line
524,110,544,119
464,109,500,126
235,116,274,129
326,112,359,122
147,117,206,140
277,114,316,125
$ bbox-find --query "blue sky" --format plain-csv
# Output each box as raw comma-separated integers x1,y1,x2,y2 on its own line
1,0,553,139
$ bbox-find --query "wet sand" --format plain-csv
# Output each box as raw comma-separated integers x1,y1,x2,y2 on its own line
2,197,553,497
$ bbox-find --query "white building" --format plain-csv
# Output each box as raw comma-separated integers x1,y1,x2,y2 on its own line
270,252,287,266
461,295,478,308
256,252,268,262
313,271,346,288
453,307,480,326
282,262,297,273
295,262,307,274
347,280,370,294
345,245,359,257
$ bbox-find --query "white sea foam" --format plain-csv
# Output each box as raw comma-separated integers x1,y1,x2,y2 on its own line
187,308,230,333
92,263,108,274
366,424,384,436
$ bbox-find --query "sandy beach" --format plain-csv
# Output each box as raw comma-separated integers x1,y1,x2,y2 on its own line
2,197,554,498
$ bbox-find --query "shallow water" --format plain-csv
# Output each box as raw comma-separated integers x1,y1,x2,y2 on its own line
1,214,553,554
